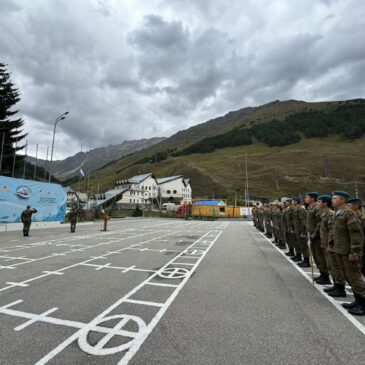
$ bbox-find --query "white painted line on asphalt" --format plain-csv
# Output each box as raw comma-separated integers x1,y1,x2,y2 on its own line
5,282,29,287
33,224,223,364
0,224,203,293
15,307,59,331
254,226,365,336
0,265,16,270
146,282,178,288
42,271,64,276
0,301,137,338
123,299,164,307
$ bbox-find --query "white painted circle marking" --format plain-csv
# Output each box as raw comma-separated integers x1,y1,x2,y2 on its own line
78,314,146,355
158,267,189,279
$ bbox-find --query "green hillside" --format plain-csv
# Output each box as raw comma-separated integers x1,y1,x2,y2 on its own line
76,99,365,200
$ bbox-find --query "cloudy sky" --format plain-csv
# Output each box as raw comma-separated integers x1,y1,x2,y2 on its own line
1,0,364,159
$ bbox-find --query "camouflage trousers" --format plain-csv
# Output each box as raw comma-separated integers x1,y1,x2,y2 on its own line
295,233,309,258
335,253,365,298
325,250,346,285
310,237,328,275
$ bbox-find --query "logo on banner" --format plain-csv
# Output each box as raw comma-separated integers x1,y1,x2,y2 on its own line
15,185,32,200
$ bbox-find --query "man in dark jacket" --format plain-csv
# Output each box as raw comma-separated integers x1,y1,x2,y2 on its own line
21,205,38,237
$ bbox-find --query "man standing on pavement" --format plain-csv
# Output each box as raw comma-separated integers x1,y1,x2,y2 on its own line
20,205,38,237
264,204,272,238
293,197,311,268
330,191,365,315
318,195,345,292
68,207,79,233
347,198,365,276
305,192,329,283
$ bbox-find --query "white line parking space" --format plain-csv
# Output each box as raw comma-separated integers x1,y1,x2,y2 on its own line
0,219,229,364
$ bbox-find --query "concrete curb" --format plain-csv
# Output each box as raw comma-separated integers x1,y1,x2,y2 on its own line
0,221,95,232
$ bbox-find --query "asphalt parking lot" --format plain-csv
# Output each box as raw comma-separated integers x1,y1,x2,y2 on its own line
0,218,364,365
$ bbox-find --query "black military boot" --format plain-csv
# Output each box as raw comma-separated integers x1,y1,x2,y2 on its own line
348,295,365,316
291,254,302,262
285,250,294,256
342,293,358,309
327,283,346,297
298,257,310,267
278,242,286,249
316,274,331,285
324,284,337,293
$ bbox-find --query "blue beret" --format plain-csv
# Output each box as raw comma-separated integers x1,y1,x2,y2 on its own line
306,192,319,199
318,195,332,204
332,191,350,198
292,197,301,203
348,198,362,205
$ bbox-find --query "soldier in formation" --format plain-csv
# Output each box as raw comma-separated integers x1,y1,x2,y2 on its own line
252,190,365,316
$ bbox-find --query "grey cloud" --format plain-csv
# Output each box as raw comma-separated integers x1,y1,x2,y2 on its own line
0,0,364,159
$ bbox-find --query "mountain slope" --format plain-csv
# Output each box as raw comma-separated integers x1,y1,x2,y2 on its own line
73,99,365,199
26,137,165,181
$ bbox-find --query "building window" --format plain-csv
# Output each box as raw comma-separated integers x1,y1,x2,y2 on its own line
167,190,171,194
149,186,151,190
173,190,177,194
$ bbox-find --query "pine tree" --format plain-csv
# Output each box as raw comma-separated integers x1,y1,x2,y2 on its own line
0,62,27,176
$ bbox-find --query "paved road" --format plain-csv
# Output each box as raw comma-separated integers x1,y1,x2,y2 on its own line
0,219,364,364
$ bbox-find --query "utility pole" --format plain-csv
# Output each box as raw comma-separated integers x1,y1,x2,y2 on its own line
49,111,69,182
33,144,38,180
0,132,5,173
245,154,249,208
11,130,18,178
22,141,28,179
44,146,49,180
355,181,359,198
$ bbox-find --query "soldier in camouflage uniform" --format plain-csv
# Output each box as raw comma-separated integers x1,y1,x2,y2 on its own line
264,205,272,238
252,206,259,229
271,205,279,244
317,195,346,292
276,204,285,249
282,200,295,257
284,200,295,257
347,198,365,277
292,197,310,268
258,206,265,233
305,192,329,282
21,205,38,237
288,200,301,261
329,191,365,315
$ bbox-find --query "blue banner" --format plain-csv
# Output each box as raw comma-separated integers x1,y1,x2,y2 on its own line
0,176,66,223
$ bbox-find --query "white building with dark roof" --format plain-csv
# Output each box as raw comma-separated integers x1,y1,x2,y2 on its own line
156,175,192,203
115,173,158,206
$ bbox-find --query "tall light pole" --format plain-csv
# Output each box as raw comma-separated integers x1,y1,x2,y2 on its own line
48,112,69,182
245,154,249,209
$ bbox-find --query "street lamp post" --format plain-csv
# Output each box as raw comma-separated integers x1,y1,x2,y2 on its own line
48,112,69,182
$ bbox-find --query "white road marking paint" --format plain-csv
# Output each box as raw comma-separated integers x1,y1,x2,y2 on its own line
81,263,157,274
255,227,365,336
146,282,178,288
172,262,195,266
32,225,224,364
0,224,201,293
42,271,64,276
15,307,59,331
77,315,146,356
5,282,29,287
123,299,164,307
158,267,189,279
0,265,15,270
0,301,138,338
